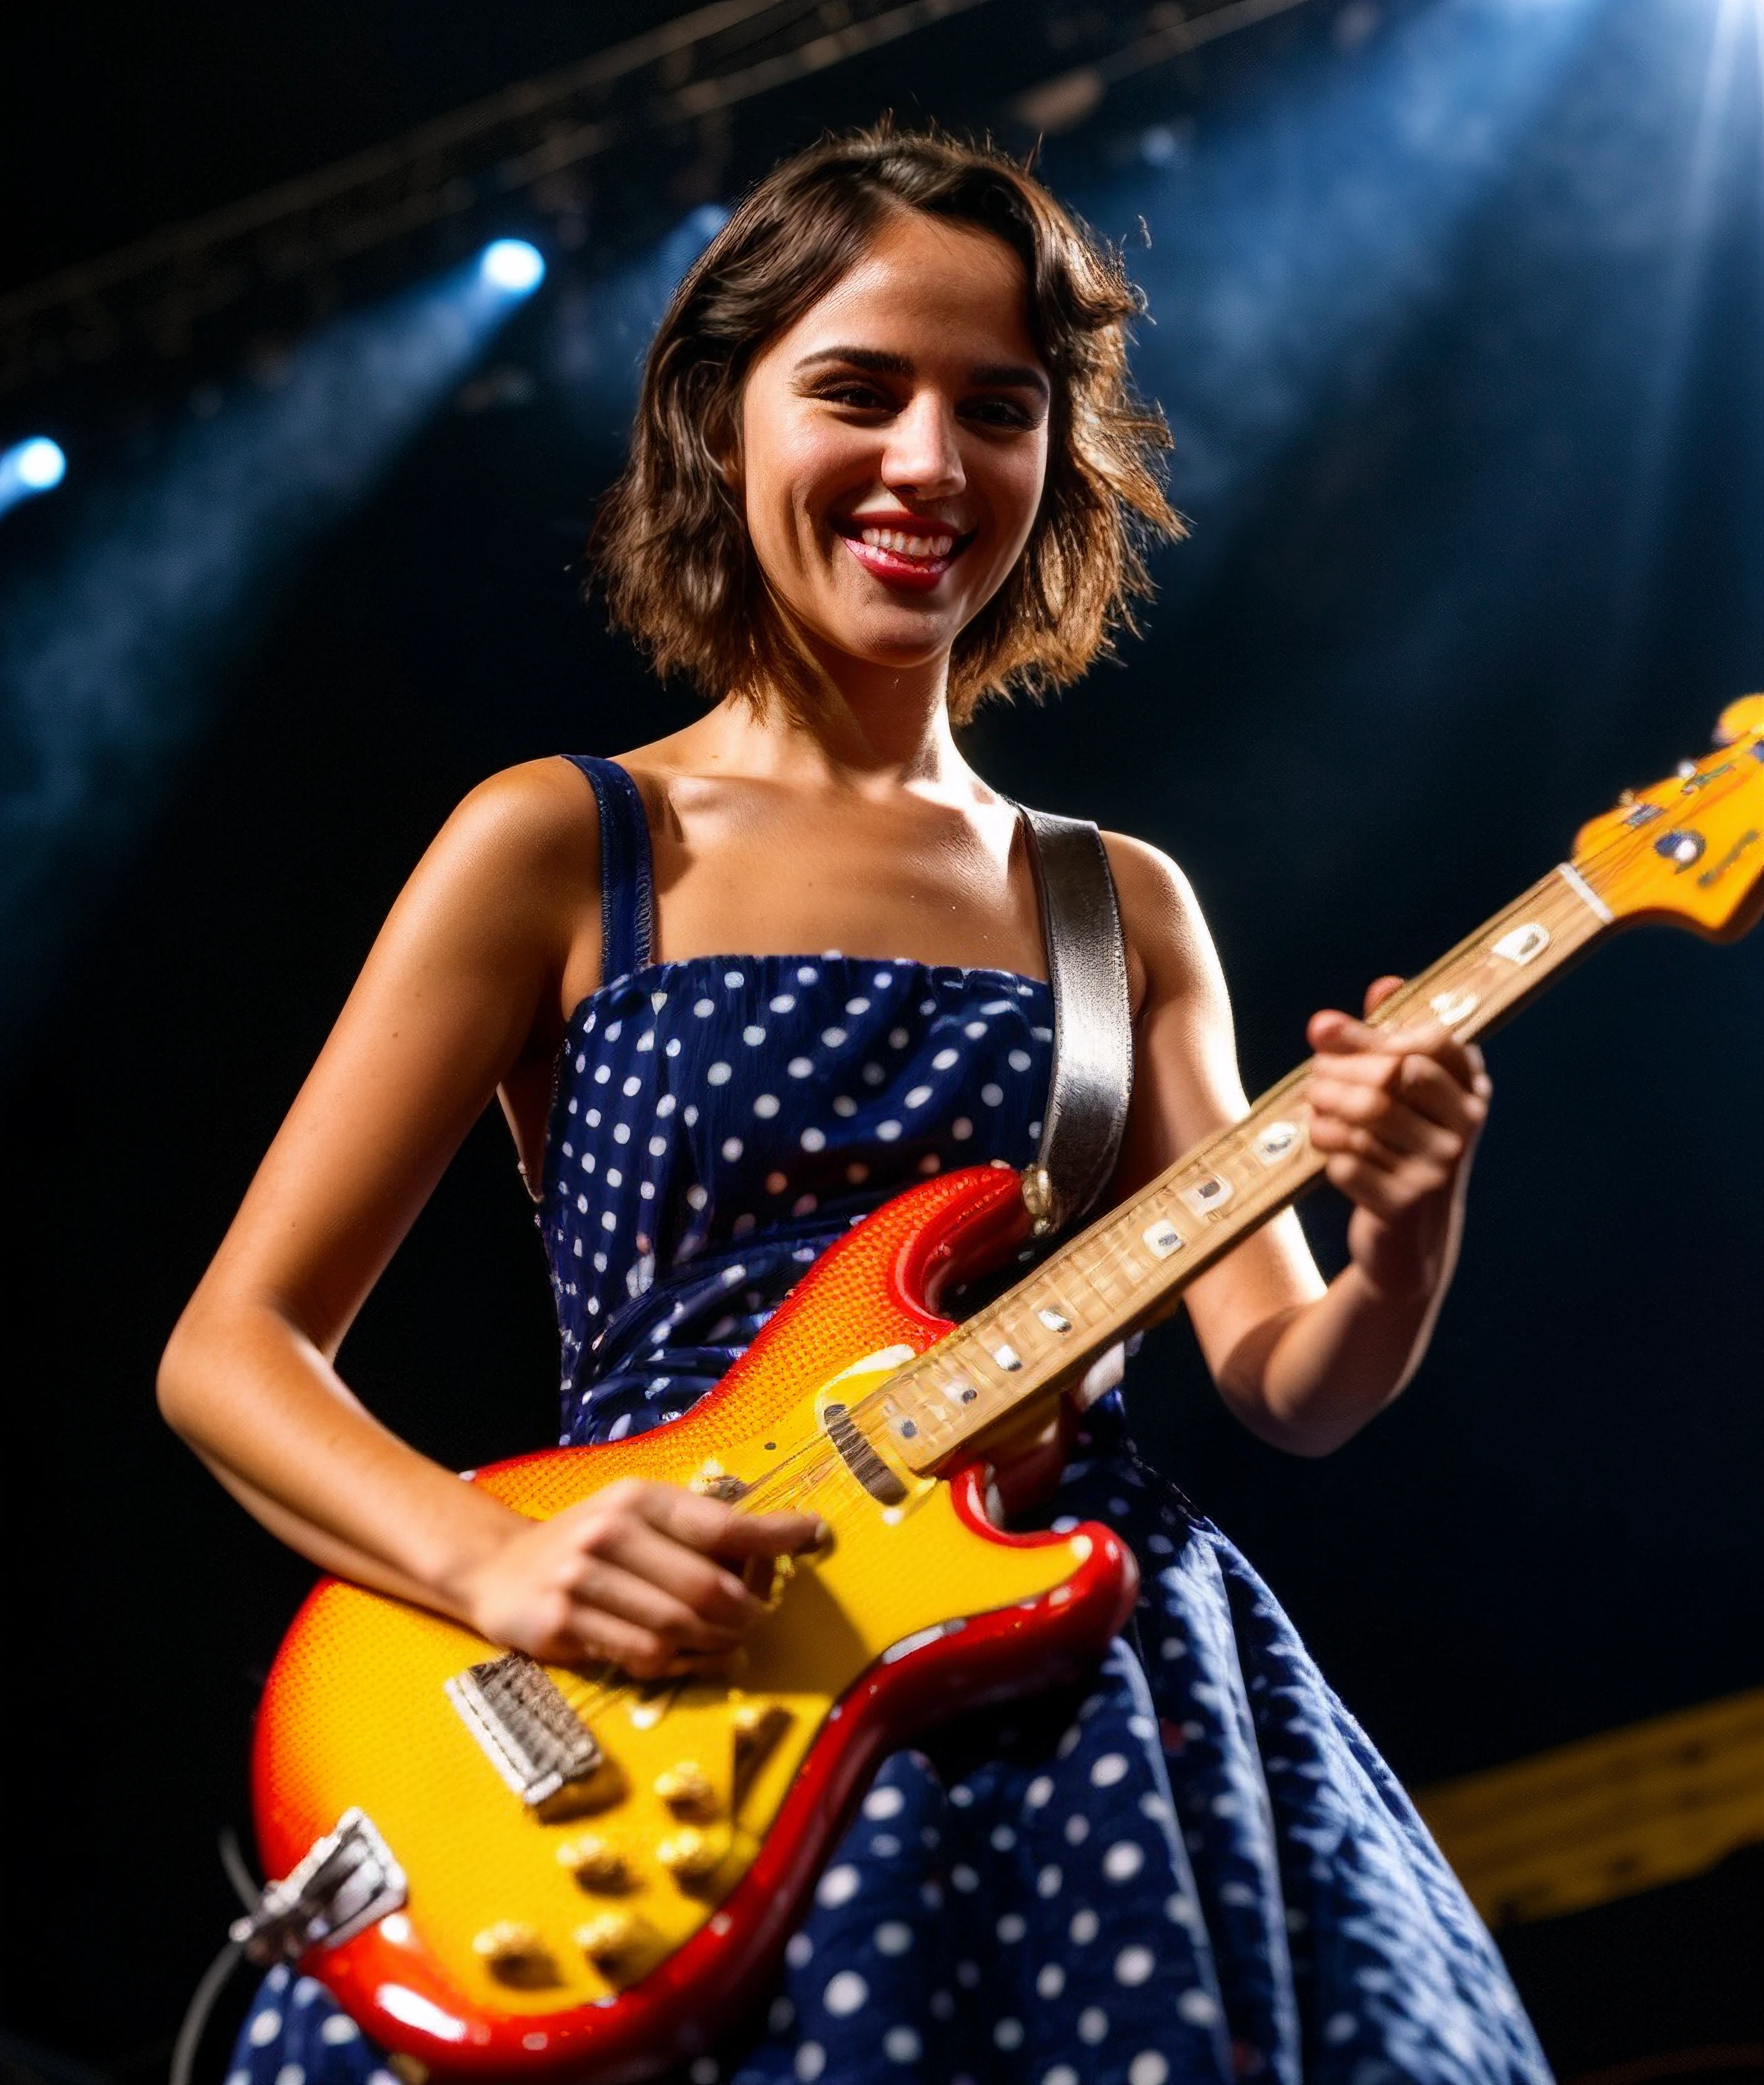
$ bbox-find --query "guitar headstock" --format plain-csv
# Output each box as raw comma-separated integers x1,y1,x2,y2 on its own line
1571,695,1764,939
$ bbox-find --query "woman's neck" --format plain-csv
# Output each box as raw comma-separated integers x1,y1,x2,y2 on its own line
668,653,976,799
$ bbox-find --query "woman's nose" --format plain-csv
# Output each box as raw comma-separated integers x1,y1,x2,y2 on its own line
881,392,965,500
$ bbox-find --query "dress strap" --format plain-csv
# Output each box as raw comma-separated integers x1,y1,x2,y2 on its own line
563,756,656,980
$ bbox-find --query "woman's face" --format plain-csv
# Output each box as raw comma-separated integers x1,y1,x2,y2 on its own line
738,209,1051,687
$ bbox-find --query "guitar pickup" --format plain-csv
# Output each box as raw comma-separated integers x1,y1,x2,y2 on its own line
446,1653,611,1819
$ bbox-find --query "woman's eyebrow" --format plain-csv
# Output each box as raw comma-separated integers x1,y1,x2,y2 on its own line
794,346,1049,398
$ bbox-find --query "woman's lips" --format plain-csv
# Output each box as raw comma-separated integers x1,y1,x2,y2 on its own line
833,516,971,594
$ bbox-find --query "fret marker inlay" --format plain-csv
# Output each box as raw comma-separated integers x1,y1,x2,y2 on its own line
1178,1176,1233,1217
1142,1220,1185,1260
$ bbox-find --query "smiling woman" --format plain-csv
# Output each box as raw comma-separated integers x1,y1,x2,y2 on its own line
589,125,1178,720
165,123,1547,2085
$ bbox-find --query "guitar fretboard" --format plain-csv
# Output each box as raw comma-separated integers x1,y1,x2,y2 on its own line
870,863,1614,1474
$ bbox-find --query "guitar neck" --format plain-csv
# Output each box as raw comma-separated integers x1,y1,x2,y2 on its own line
883,861,1616,1475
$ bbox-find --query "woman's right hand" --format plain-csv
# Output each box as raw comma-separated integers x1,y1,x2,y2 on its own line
455,1480,827,1678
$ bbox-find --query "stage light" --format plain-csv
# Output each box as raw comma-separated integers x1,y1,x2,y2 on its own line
0,435,67,516
479,239,546,294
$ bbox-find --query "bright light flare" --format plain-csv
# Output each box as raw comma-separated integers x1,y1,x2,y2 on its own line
1,436,67,515
479,239,546,294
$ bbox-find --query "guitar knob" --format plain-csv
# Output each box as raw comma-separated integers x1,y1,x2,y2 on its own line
557,1834,631,1891
655,1762,719,1819
574,1910,640,1968
472,1921,558,1987
656,1826,725,1885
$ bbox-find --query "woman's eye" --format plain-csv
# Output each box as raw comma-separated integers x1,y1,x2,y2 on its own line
817,382,892,411
963,397,1037,430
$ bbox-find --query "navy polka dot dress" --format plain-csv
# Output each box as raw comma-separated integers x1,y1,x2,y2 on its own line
229,757,1549,2085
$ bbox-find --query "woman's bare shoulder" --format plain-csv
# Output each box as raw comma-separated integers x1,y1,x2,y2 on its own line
1098,829,1227,1011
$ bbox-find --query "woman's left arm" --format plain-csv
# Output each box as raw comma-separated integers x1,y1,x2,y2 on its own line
1104,835,1491,1457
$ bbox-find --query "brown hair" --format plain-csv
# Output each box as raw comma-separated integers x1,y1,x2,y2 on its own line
588,123,1182,723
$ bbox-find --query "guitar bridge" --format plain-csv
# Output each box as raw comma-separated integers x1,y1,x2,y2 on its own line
231,1808,406,1964
445,1652,609,1818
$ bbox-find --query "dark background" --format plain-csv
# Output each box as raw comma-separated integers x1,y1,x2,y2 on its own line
3,1,1760,2077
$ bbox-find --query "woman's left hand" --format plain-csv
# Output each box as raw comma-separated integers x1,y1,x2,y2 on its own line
1305,977,1492,1304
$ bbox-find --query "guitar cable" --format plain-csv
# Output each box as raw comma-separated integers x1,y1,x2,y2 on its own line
169,1831,257,2085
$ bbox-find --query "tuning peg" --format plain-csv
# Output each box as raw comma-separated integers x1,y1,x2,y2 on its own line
472,1921,558,1987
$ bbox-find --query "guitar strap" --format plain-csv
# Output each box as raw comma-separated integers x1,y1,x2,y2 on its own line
1017,806,1134,1236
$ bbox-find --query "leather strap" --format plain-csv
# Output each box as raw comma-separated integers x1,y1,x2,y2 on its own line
1018,806,1134,1235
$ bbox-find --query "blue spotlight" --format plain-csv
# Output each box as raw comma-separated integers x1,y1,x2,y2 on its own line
0,436,67,517
480,239,546,294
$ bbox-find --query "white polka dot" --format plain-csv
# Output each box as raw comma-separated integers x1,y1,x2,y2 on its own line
930,1990,956,2020
770,994,796,1012
822,1027,848,1048
905,1084,933,1108
996,1911,1026,1942
1091,1752,1129,1788
722,1137,743,1161
1324,2012,1357,2046
690,2062,719,2085
707,1061,731,1084
816,1863,861,1908
883,2027,921,2064
753,1093,781,1118
861,1062,886,1086
869,1831,900,1857
724,969,745,987
1128,2056,1170,2085
955,1959,980,1987
1115,1945,1156,1986
319,2017,360,2045
1025,1774,1054,1808
249,2011,283,2046
648,1135,668,1157
931,1047,959,1069
788,1056,814,1078
1176,1990,1218,2026
846,997,871,1015
1064,1814,1090,1844
744,1024,767,1046
951,1863,980,1893
601,1210,617,1232
292,1977,321,2007
1036,1863,1062,1897
613,1122,631,1143
1042,2070,1079,2085
876,1120,902,1141
874,1920,913,1955
981,1082,1004,1106
766,1170,789,1193
768,1997,797,2037
823,1970,868,2017
683,1103,699,1124
801,1126,827,1152
952,1116,973,1140
832,1095,857,1117
1077,2007,1109,2045
1037,1962,1066,1999
594,1063,611,1084
686,1183,708,1210
863,1784,905,1820
798,965,819,984
794,2044,825,2082
1102,1840,1145,1882
786,1932,814,1968
964,1020,987,1038
274,2063,304,2085
995,2018,1025,2050
889,1026,910,1047
1009,1048,1032,1071
695,998,715,1017
1069,1908,1099,1944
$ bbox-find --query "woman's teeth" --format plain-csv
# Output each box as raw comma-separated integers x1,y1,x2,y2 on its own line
859,526,955,560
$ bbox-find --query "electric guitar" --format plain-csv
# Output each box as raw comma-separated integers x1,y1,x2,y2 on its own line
238,697,1764,2081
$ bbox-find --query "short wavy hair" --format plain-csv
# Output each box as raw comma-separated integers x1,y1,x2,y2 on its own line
588,124,1181,724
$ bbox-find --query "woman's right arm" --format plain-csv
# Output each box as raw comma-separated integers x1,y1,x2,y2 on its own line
158,759,819,1676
